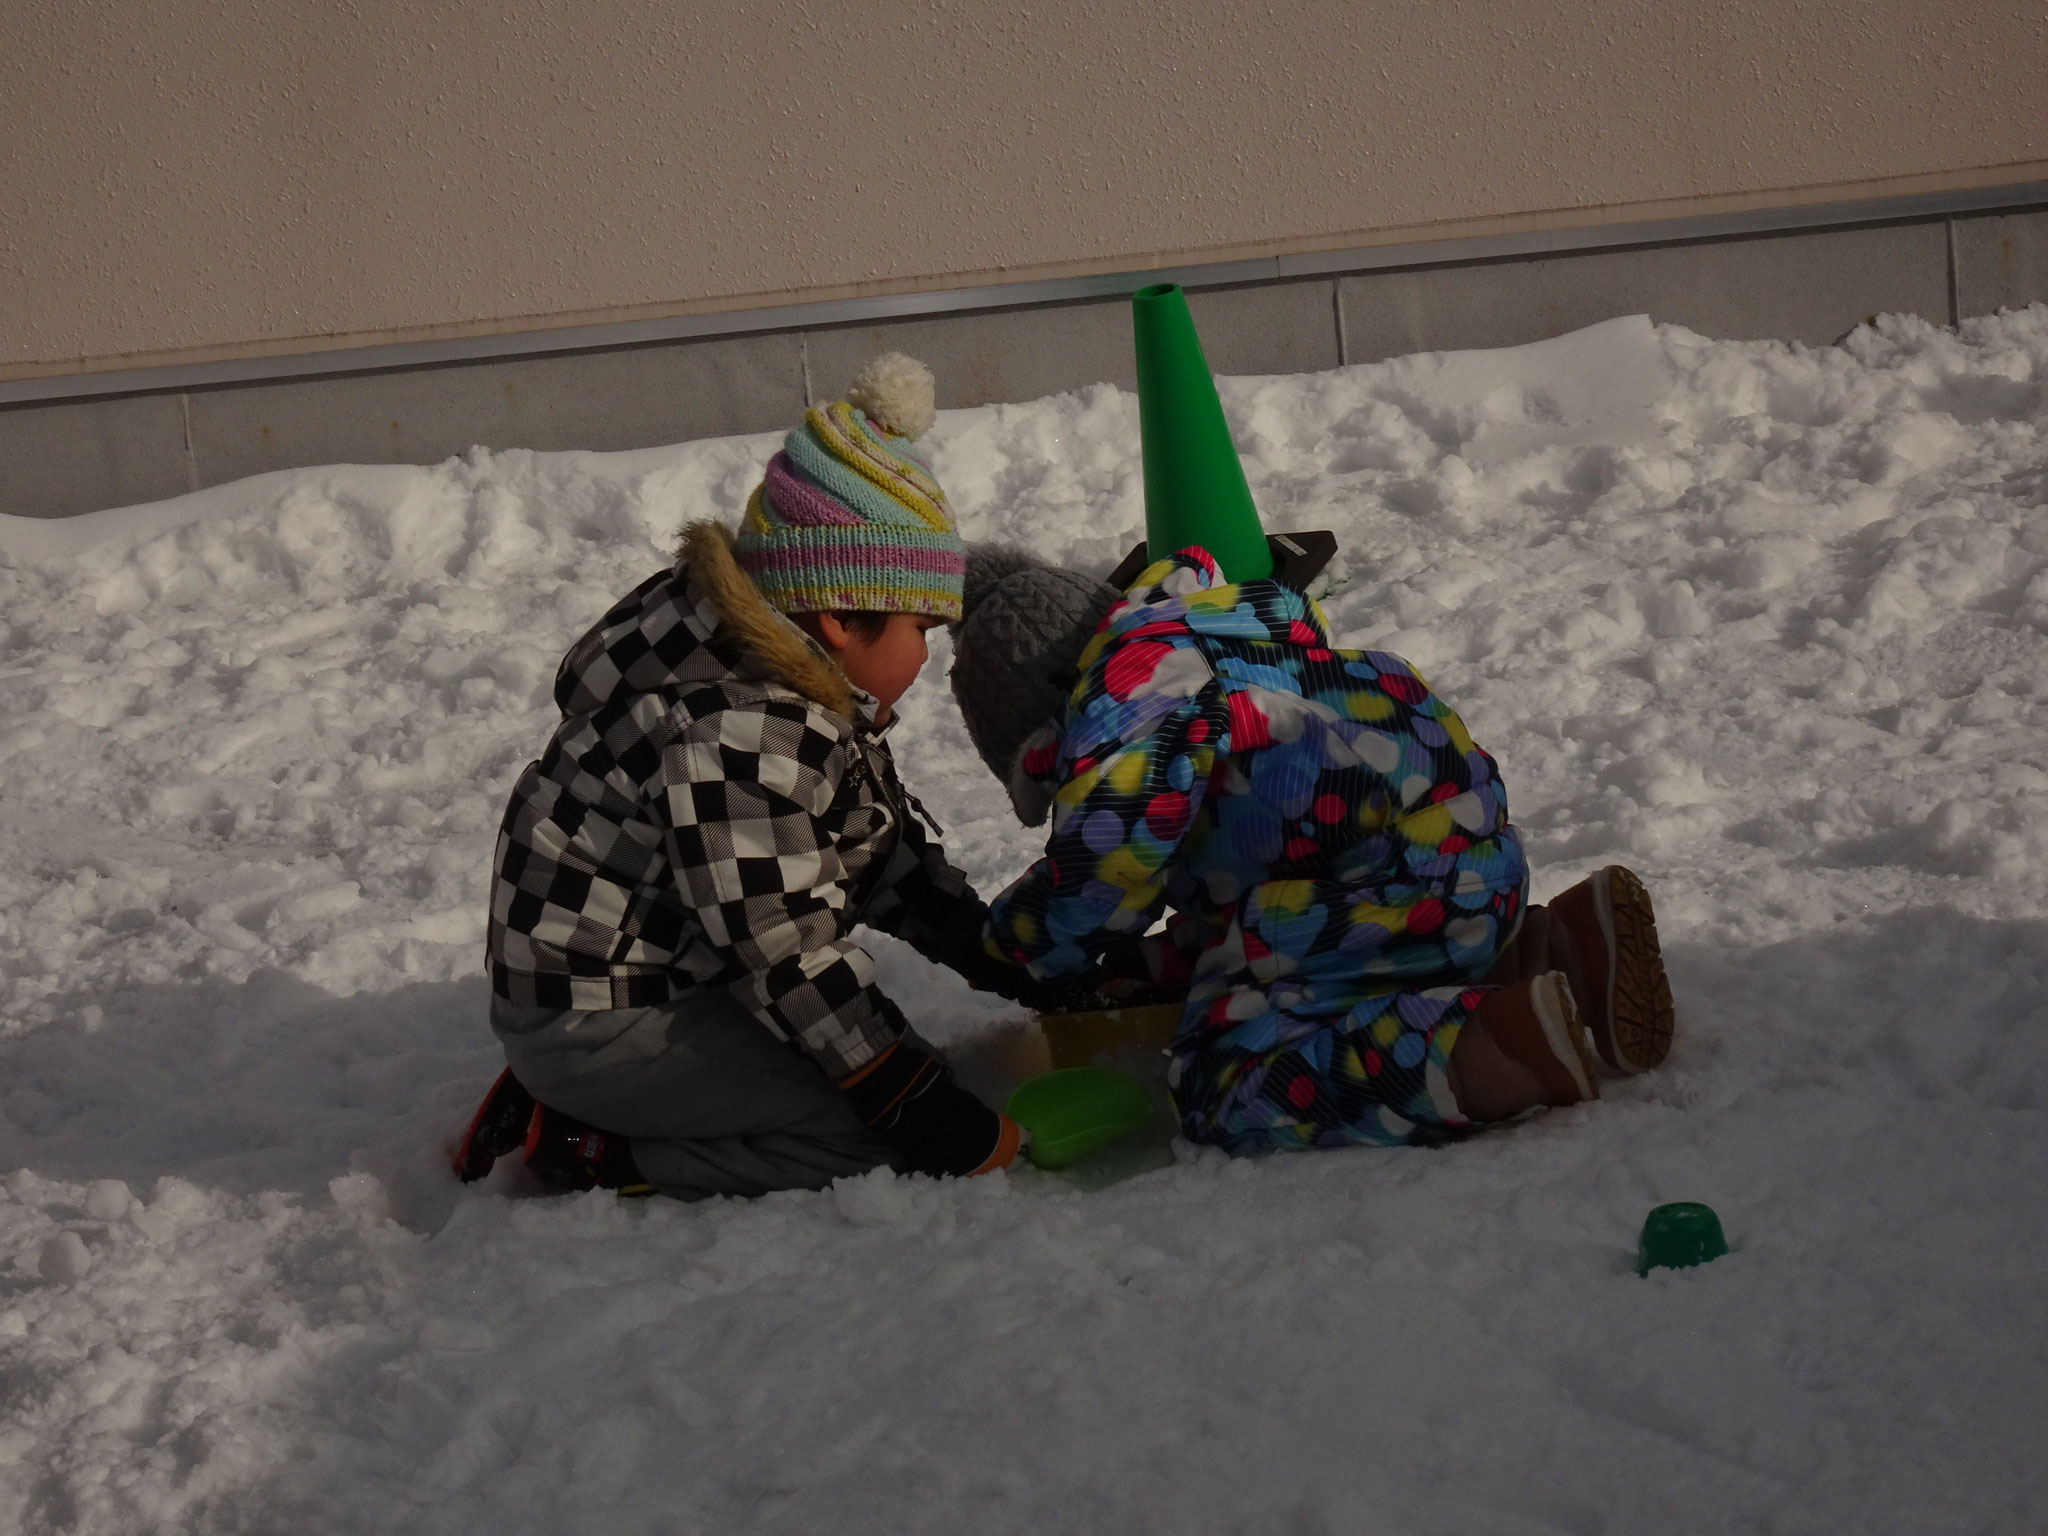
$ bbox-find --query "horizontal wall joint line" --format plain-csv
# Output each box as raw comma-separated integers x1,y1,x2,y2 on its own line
5,177,2046,408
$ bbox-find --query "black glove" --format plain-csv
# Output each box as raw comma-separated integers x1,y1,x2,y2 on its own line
923,898,1097,1010
918,898,1017,993
926,899,1181,1014
954,944,1107,1012
837,1038,1022,1177
1079,932,1192,1008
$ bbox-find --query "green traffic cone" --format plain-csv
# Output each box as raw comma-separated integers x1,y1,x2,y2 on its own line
1131,283,1274,582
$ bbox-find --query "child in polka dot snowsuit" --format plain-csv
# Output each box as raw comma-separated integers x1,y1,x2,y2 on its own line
952,543,1675,1153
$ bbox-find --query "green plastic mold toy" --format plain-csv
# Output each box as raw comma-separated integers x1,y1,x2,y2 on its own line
1005,1066,1155,1170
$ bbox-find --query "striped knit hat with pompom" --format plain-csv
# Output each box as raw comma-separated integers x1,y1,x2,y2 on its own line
733,354,966,620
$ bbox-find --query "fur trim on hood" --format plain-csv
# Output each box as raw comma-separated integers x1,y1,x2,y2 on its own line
676,520,857,720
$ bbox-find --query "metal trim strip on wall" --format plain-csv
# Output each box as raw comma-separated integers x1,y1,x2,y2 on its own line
6,178,2045,409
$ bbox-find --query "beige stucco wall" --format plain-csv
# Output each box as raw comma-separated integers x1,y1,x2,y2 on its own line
5,0,2045,381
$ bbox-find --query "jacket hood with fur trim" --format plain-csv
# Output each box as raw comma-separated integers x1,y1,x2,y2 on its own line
552,520,858,724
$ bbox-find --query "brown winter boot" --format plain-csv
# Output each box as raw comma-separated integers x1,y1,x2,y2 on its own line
1547,865,1676,1074
1449,972,1599,1122
1483,904,1557,988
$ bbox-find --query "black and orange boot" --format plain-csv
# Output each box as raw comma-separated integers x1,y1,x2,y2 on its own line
452,1068,538,1183
522,1104,656,1197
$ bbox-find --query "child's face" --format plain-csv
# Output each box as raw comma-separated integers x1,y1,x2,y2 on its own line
818,612,942,722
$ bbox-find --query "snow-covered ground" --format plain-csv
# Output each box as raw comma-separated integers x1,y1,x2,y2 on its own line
3,309,2046,1534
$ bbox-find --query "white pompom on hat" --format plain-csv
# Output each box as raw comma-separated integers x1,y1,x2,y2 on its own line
846,352,937,440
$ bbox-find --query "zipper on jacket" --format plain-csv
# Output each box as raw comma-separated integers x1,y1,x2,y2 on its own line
841,733,909,916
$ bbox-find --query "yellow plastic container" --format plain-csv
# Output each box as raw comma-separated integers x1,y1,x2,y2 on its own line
1040,1002,1182,1068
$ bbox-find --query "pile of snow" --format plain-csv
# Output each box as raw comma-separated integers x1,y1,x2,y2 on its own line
2,309,2046,1533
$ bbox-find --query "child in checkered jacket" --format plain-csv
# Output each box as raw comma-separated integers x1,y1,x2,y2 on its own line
452,356,1051,1199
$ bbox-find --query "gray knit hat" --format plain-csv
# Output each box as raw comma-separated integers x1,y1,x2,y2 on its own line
949,544,1121,825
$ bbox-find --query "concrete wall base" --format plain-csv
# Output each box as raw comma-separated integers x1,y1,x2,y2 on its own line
4,205,2043,519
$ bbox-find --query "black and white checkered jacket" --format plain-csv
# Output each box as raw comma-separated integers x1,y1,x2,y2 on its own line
487,521,981,1080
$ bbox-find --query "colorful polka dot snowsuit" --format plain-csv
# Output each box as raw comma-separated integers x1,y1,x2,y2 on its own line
986,548,1527,1152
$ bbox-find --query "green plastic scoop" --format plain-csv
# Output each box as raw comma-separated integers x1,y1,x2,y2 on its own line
1005,1067,1155,1169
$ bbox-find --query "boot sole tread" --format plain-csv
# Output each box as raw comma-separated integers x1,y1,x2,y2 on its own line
1604,867,1675,1072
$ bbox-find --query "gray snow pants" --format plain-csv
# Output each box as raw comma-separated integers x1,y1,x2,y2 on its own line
490,991,901,1201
